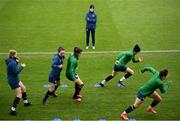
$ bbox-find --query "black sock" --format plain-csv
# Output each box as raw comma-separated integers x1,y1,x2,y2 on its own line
74,84,79,97
124,73,132,79
79,84,84,93
12,97,21,109
74,84,84,97
125,105,136,114
105,75,114,82
151,100,160,107
43,90,52,101
22,92,27,100
52,85,59,94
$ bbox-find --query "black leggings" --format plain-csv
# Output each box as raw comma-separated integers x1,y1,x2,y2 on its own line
86,28,95,46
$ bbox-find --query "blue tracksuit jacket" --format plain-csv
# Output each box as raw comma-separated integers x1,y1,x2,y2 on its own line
49,54,64,81
5,58,23,89
85,11,97,29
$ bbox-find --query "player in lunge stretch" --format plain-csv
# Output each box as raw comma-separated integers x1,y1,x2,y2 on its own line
120,67,172,120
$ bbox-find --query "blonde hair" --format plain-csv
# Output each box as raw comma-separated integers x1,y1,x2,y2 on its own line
9,49,17,58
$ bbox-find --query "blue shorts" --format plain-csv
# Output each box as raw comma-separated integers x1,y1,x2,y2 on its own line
8,82,20,90
114,64,127,72
49,77,60,84
136,91,146,101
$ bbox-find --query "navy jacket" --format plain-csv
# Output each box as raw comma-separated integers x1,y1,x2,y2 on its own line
5,58,23,85
86,11,97,29
49,54,64,79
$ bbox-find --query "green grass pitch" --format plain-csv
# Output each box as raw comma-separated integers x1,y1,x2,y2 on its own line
0,0,180,120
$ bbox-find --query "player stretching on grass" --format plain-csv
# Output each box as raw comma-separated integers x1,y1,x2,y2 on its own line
43,47,65,104
121,67,172,120
66,47,84,102
5,50,31,116
99,44,143,87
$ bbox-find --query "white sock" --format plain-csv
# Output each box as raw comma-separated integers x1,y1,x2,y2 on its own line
119,76,126,82
101,80,106,84
24,100,28,104
11,107,16,111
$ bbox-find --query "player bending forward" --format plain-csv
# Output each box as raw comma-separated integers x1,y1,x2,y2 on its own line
121,67,172,120
99,44,143,87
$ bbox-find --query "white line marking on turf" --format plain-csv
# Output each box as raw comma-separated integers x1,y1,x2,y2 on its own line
0,50,180,55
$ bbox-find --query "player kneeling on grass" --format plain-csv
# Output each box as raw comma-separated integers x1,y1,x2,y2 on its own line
66,47,84,102
43,47,65,104
120,67,172,120
99,44,143,87
5,50,31,116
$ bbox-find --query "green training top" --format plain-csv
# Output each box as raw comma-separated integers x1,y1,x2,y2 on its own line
116,50,139,67
66,54,78,81
139,67,172,96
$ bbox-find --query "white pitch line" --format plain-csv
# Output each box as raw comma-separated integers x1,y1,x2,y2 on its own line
0,50,180,55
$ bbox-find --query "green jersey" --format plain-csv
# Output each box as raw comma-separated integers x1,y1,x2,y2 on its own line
116,50,139,67
66,54,78,81
139,67,172,96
